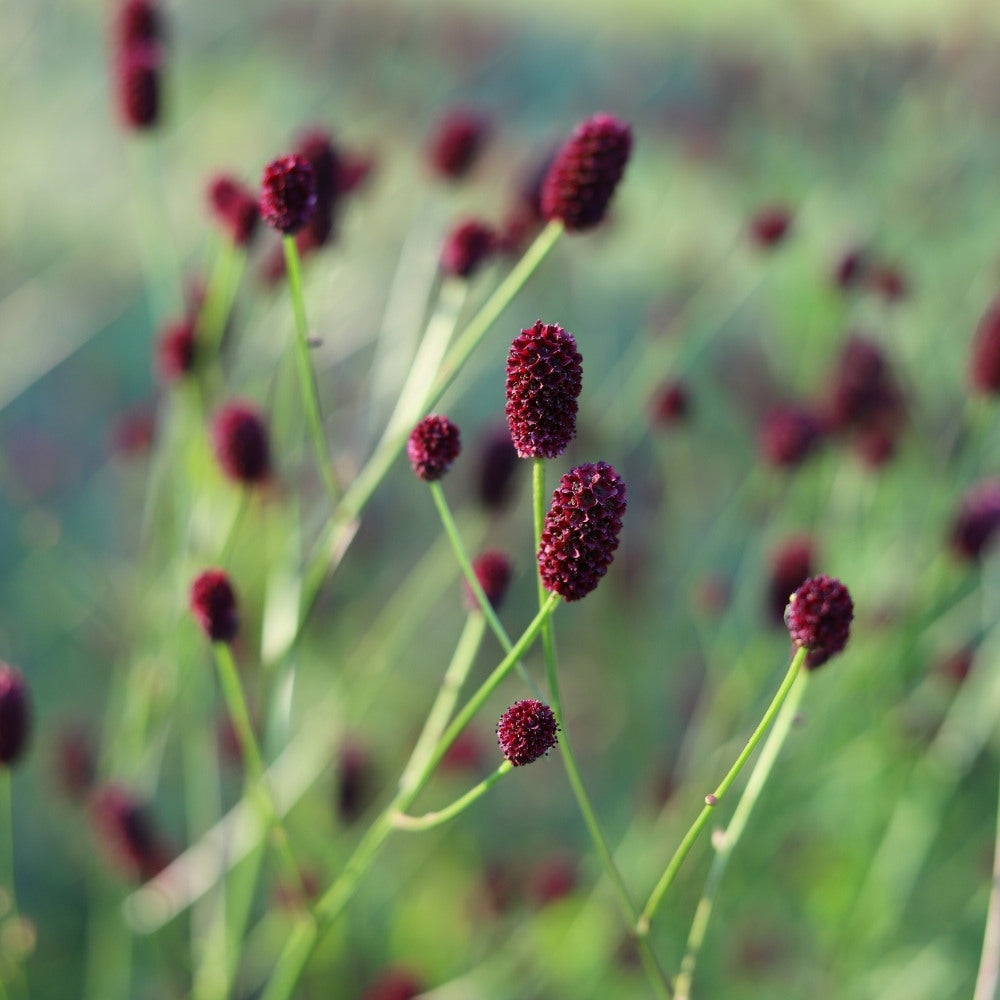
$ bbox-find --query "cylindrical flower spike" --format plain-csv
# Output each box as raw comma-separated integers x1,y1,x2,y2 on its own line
407,415,461,482
463,550,513,612
427,108,490,180
538,462,627,601
190,569,239,643
951,479,1000,560
505,321,583,459
116,0,161,47
496,699,558,766
0,665,30,767
213,401,271,485
260,154,317,236
971,297,1000,395
440,219,497,279
784,574,854,662
541,112,633,231
758,405,824,467
117,44,161,130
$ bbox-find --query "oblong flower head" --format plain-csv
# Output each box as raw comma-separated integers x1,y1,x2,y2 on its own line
208,175,260,247
259,154,317,236
117,44,161,130
427,108,490,180
505,321,583,459
440,219,497,279
213,401,271,485
0,665,30,767
496,699,558,766
116,0,161,47
541,113,633,232
758,405,824,467
538,462,627,601
407,415,461,482
156,317,196,382
190,569,239,643
951,478,1000,560
970,296,1000,395
784,574,854,663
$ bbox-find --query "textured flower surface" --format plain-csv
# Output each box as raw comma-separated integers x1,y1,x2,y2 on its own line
497,699,558,766
407,415,461,482
538,462,627,601
541,112,632,231
463,550,513,611
506,321,583,459
784,574,854,661
260,154,317,235
440,219,497,278
213,402,270,484
0,665,30,766
190,569,239,643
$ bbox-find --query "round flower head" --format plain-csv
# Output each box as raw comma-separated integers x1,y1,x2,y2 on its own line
828,335,900,432
541,112,633,231
213,401,271,484
758,405,824,467
970,297,1000,395
0,665,30,767
156,317,196,382
505,321,583,459
749,205,793,249
538,462,627,601
463,550,513,612
407,415,461,482
427,108,490,180
117,44,161,130
190,569,239,643
259,154,317,236
784,574,854,661
650,380,690,427
440,219,497,279
208,175,260,247
497,699,558,766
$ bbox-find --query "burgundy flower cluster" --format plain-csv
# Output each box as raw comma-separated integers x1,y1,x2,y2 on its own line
208,175,260,248
496,699,558,766
440,219,497,279
784,574,854,664
427,109,490,180
91,784,172,881
213,402,271,485
113,0,163,130
970,296,1000,395
462,550,513,612
407,415,462,482
0,665,30,767
951,479,1000,560
190,569,239,643
260,154,317,236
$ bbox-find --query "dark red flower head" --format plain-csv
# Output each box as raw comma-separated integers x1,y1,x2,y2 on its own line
91,784,171,881
951,479,1000,560
190,569,239,643
497,699,558,766
476,423,520,511
784,574,854,662
208,175,260,247
117,43,161,130
767,536,815,625
294,129,341,250
157,317,197,382
970,297,1000,395
538,462,627,601
541,112,633,231
407,415,461,482
0,665,30,767
336,741,375,824
505,321,583,459
213,401,271,484
758,405,824,467
362,968,424,1000
463,550,513,612
749,206,793,249
827,335,901,431
440,219,497,279
650,380,690,426
260,154,317,236
427,109,490,179
116,0,161,47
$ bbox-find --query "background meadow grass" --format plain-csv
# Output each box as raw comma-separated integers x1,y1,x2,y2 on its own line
4,1,1000,997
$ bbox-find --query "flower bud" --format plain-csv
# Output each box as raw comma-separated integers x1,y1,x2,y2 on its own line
496,699,558,766
407,415,461,482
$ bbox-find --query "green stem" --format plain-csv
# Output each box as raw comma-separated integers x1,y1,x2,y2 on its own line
0,771,28,1000
212,643,306,899
198,240,245,362
282,236,341,502
638,646,807,936
393,762,513,831
974,751,1000,1000
429,480,543,698
674,670,809,999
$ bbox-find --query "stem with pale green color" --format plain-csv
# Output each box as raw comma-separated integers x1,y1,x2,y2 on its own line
674,669,809,999
638,646,807,936
282,236,340,502
393,762,513,831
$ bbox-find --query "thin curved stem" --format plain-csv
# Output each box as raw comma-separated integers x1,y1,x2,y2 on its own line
393,763,513,831
975,754,1000,1000
638,646,807,936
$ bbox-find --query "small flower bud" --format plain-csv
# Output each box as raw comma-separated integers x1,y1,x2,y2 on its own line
117,44,161,130
213,402,271,484
208,175,260,247
505,321,583,459
427,109,489,179
463,550,513,612
91,784,171,881
650,380,690,427
758,405,824,467
190,569,239,643
496,699,558,766
407,415,461,482
748,206,793,249
538,462,627,601
260,154,317,236
784,574,854,662
440,219,497,279
156,317,196,382
970,297,1000,395
0,666,30,767
951,479,1000,560
541,112,632,231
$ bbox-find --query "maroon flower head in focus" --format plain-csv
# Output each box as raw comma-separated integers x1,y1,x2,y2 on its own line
758,405,824,467
538,462,627,601
117,44,161,130
951,479,1000,560
213,401,271,484
427,108,490,180
463,550,513,612
970,297,1000,395
506,321,583,459
440,219,497,279
0,665,30,767
190,569,239,643
259,154,317,236
784,574,854,663
208,175,260,247
157,317,196,382
497,699,558,766
749,205,793,249
767,536,815,625
541,112,633,231
407,415,461,482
